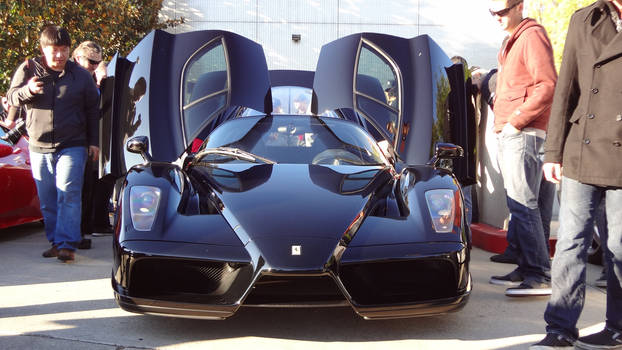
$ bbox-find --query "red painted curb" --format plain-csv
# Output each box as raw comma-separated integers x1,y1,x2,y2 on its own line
471,222,556,257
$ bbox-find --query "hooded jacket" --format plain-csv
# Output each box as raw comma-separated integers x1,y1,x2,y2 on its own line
493,18,557,133
7,57,100,153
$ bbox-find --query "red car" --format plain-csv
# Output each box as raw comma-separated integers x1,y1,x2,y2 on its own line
0,128,42,229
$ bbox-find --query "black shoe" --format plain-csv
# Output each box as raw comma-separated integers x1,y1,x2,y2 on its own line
490,252,518,264
505,280,551,297
529,333,574,349
575,327,622,350
42,245,59,258
489,270,523,286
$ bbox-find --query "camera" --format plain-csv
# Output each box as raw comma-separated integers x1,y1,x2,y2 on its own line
38,74,54,85
1,118,26,145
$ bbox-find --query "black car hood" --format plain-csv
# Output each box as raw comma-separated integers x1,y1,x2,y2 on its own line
197,164,388,241
192,163,392,270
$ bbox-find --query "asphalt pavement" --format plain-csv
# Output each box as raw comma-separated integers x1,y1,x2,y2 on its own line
0,222,607,350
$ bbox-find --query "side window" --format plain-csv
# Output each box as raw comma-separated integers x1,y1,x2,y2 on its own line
355,44,400,144
182,40,228,142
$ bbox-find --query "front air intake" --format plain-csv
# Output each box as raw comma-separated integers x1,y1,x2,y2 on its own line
130,258,251,304
340,259,457,305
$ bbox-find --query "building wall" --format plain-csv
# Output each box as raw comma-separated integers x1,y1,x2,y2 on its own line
160,0,505,72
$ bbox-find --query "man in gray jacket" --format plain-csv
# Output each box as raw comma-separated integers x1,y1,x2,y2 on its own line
531,0,622,349
7,25,100,262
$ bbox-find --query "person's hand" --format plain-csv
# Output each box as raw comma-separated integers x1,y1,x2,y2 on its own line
502,122,521,135
89,145,100,162
0,118,16,129
96,71,107,87
27,76,44,95
543,162,562,184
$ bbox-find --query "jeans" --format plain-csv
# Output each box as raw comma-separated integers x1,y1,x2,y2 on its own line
544,177,622,340
497,131,551,283
504,173,556,256
30,147,88,251
595,200,609,276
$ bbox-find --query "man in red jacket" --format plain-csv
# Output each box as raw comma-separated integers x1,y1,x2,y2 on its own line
486,0,558,296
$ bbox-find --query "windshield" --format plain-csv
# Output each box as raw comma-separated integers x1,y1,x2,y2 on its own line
198,116,386,165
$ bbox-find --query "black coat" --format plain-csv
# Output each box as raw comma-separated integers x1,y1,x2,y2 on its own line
7,57,100,153
544,0,622,187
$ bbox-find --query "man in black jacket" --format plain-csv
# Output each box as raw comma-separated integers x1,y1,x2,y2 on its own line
7,25,100,263
531,1,622,349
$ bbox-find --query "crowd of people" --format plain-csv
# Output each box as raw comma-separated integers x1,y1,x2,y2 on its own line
477,0,621,349
0,1,620,348
446,0,620,348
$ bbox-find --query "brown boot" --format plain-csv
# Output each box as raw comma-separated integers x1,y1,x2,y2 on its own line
57,249,75,262
42,245,59,258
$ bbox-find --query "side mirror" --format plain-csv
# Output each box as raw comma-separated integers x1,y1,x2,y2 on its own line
126,136,152,163
427,142,463,167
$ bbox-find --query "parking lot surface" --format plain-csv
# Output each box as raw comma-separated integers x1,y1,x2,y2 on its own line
0,222,607,350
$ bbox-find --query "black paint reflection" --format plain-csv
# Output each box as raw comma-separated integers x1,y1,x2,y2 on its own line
308,165,390,196
191,164,272,193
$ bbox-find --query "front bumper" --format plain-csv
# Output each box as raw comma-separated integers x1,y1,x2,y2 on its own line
112,240,470,319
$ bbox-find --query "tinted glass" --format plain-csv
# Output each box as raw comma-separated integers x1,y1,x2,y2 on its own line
356,95,398,141
183,43,227,106
355,45,399,143
200,116,385,165
182,41,228,141
242,86,339,118
356,45,398,108
272,86,311,115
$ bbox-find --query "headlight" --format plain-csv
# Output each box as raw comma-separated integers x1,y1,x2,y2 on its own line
424,189,455,233
129,186,161,231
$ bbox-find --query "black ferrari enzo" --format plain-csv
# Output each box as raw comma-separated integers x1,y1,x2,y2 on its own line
101,29,476,320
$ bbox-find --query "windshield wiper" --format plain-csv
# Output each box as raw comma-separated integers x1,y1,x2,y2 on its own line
194,147,277,164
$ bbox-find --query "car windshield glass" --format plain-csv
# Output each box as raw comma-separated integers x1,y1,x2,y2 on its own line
198,116,385,165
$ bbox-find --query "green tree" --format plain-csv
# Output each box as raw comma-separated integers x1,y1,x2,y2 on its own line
526,0,593,70
0,0,183,92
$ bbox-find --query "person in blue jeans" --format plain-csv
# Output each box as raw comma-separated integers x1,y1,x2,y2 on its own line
490,137,557,264
7,25,100,263
530,1,622,349
486,0,557,297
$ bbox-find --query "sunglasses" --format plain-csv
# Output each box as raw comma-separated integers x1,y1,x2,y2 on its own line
489,1,520,17
83,57,101,65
